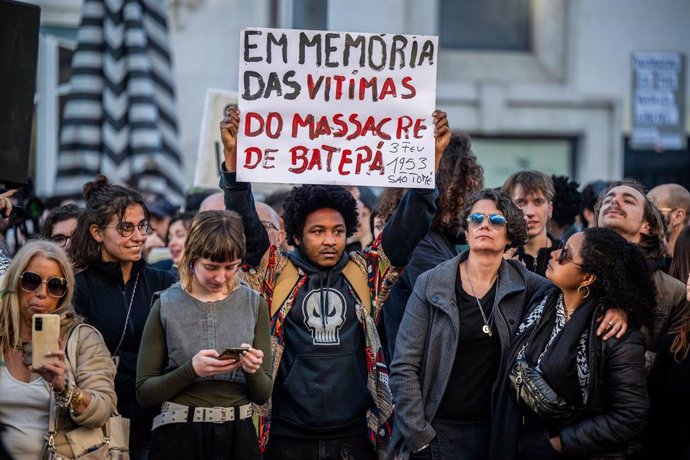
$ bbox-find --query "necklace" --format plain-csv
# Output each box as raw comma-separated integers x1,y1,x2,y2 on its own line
112,272,140,358
564,307,576,321
464,263,497,336
14,339,32,367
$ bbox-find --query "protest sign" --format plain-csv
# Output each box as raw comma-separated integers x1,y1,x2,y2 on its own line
237,28,438,188
194,88,238,188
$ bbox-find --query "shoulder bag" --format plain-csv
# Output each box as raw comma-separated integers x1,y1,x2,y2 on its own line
508,316,576,421
44,324,129,459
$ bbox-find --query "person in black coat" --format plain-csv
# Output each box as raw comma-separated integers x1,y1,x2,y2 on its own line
490,227,656,460
69,175,176,460
641,275,690,459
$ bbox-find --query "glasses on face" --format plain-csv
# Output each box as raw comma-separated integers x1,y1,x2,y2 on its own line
261,220,278,232
104,220,152,238
51,234,71,248
657,207,675,213
557,247,584,268
466,213,507,228
19,271,68,298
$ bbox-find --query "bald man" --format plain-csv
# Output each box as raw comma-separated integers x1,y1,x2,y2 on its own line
255,201,285,247
648,183,690,257
199,191,225,211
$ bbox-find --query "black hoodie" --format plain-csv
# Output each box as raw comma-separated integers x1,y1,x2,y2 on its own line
270,248,373,438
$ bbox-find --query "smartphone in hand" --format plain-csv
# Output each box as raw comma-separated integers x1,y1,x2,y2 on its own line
31,314,60,371
216,346,250,361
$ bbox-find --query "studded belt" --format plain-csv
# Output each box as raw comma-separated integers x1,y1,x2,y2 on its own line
152,401,253,430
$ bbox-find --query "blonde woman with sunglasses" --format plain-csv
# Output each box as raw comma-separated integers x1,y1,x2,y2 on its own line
0,240,116,459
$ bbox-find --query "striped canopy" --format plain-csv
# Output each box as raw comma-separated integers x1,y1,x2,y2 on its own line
56,0,184,203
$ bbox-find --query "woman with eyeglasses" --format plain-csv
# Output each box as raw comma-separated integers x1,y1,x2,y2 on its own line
490,227,655,460
389,189,626,460
69,175,176,459
0,240,116,459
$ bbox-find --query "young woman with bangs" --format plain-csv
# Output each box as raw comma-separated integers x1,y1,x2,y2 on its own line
136,210,271,460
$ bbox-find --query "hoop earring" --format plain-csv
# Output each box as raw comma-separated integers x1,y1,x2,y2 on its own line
577,285,590,299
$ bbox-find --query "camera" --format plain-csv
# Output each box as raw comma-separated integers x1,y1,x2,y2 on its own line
34,316,43,331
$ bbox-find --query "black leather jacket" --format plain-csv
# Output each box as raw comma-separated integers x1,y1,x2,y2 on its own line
490,286,649,460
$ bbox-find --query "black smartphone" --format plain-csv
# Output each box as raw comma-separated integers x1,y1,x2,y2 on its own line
216,346,250,361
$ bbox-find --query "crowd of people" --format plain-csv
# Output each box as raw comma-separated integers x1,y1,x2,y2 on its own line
0,107,689,460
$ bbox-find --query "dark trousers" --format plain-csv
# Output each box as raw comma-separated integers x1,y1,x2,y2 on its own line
264,433,377,460
149,419,261,460
426,418,491,460
518,428,564,460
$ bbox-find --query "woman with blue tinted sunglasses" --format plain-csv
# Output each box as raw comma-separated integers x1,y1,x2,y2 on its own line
389,189,626,460
390,188,545,460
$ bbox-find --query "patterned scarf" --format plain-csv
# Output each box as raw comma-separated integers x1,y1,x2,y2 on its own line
517,292,592,404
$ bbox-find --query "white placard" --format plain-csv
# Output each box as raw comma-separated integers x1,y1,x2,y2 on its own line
237,28,438,188
631,51,686,150
193,88,238,189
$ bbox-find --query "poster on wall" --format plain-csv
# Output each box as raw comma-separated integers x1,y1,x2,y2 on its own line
236,27,438,188
631,51,686,150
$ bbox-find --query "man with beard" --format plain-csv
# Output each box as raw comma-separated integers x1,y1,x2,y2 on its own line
647,183,690,269
598,180,690,362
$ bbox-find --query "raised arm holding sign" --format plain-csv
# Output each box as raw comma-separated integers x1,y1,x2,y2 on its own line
217,27,449,459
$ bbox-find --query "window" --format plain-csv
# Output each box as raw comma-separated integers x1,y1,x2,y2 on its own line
470,137,575,187
293,0,327,30
439,0,531,51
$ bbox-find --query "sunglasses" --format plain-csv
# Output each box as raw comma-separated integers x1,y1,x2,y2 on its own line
103,220,152,238
19,271,68,298
466,213,507,227
557,247,583,268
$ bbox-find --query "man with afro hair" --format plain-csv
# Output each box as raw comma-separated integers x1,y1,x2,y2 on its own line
219,106,450,459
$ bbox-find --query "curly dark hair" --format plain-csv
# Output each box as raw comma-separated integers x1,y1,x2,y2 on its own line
40,203,82,239
374,188,406,225
460,188,528,250
282,184,359,246
69,175,149,269
579,227,656,329
433,134,484,233
551,175,581,228
604,179,666,261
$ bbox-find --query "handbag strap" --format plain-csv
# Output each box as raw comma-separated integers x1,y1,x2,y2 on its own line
44,325,84,445
64,323,114,439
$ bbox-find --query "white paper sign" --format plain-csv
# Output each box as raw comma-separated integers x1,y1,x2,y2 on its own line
631,51,686,150
194,88,238,189
237,28,438,188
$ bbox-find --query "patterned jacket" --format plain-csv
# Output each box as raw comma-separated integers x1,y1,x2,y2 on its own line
220,170,439,453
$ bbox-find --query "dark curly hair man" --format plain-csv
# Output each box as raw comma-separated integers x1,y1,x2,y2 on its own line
281,184,359,247
218,106,450,459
